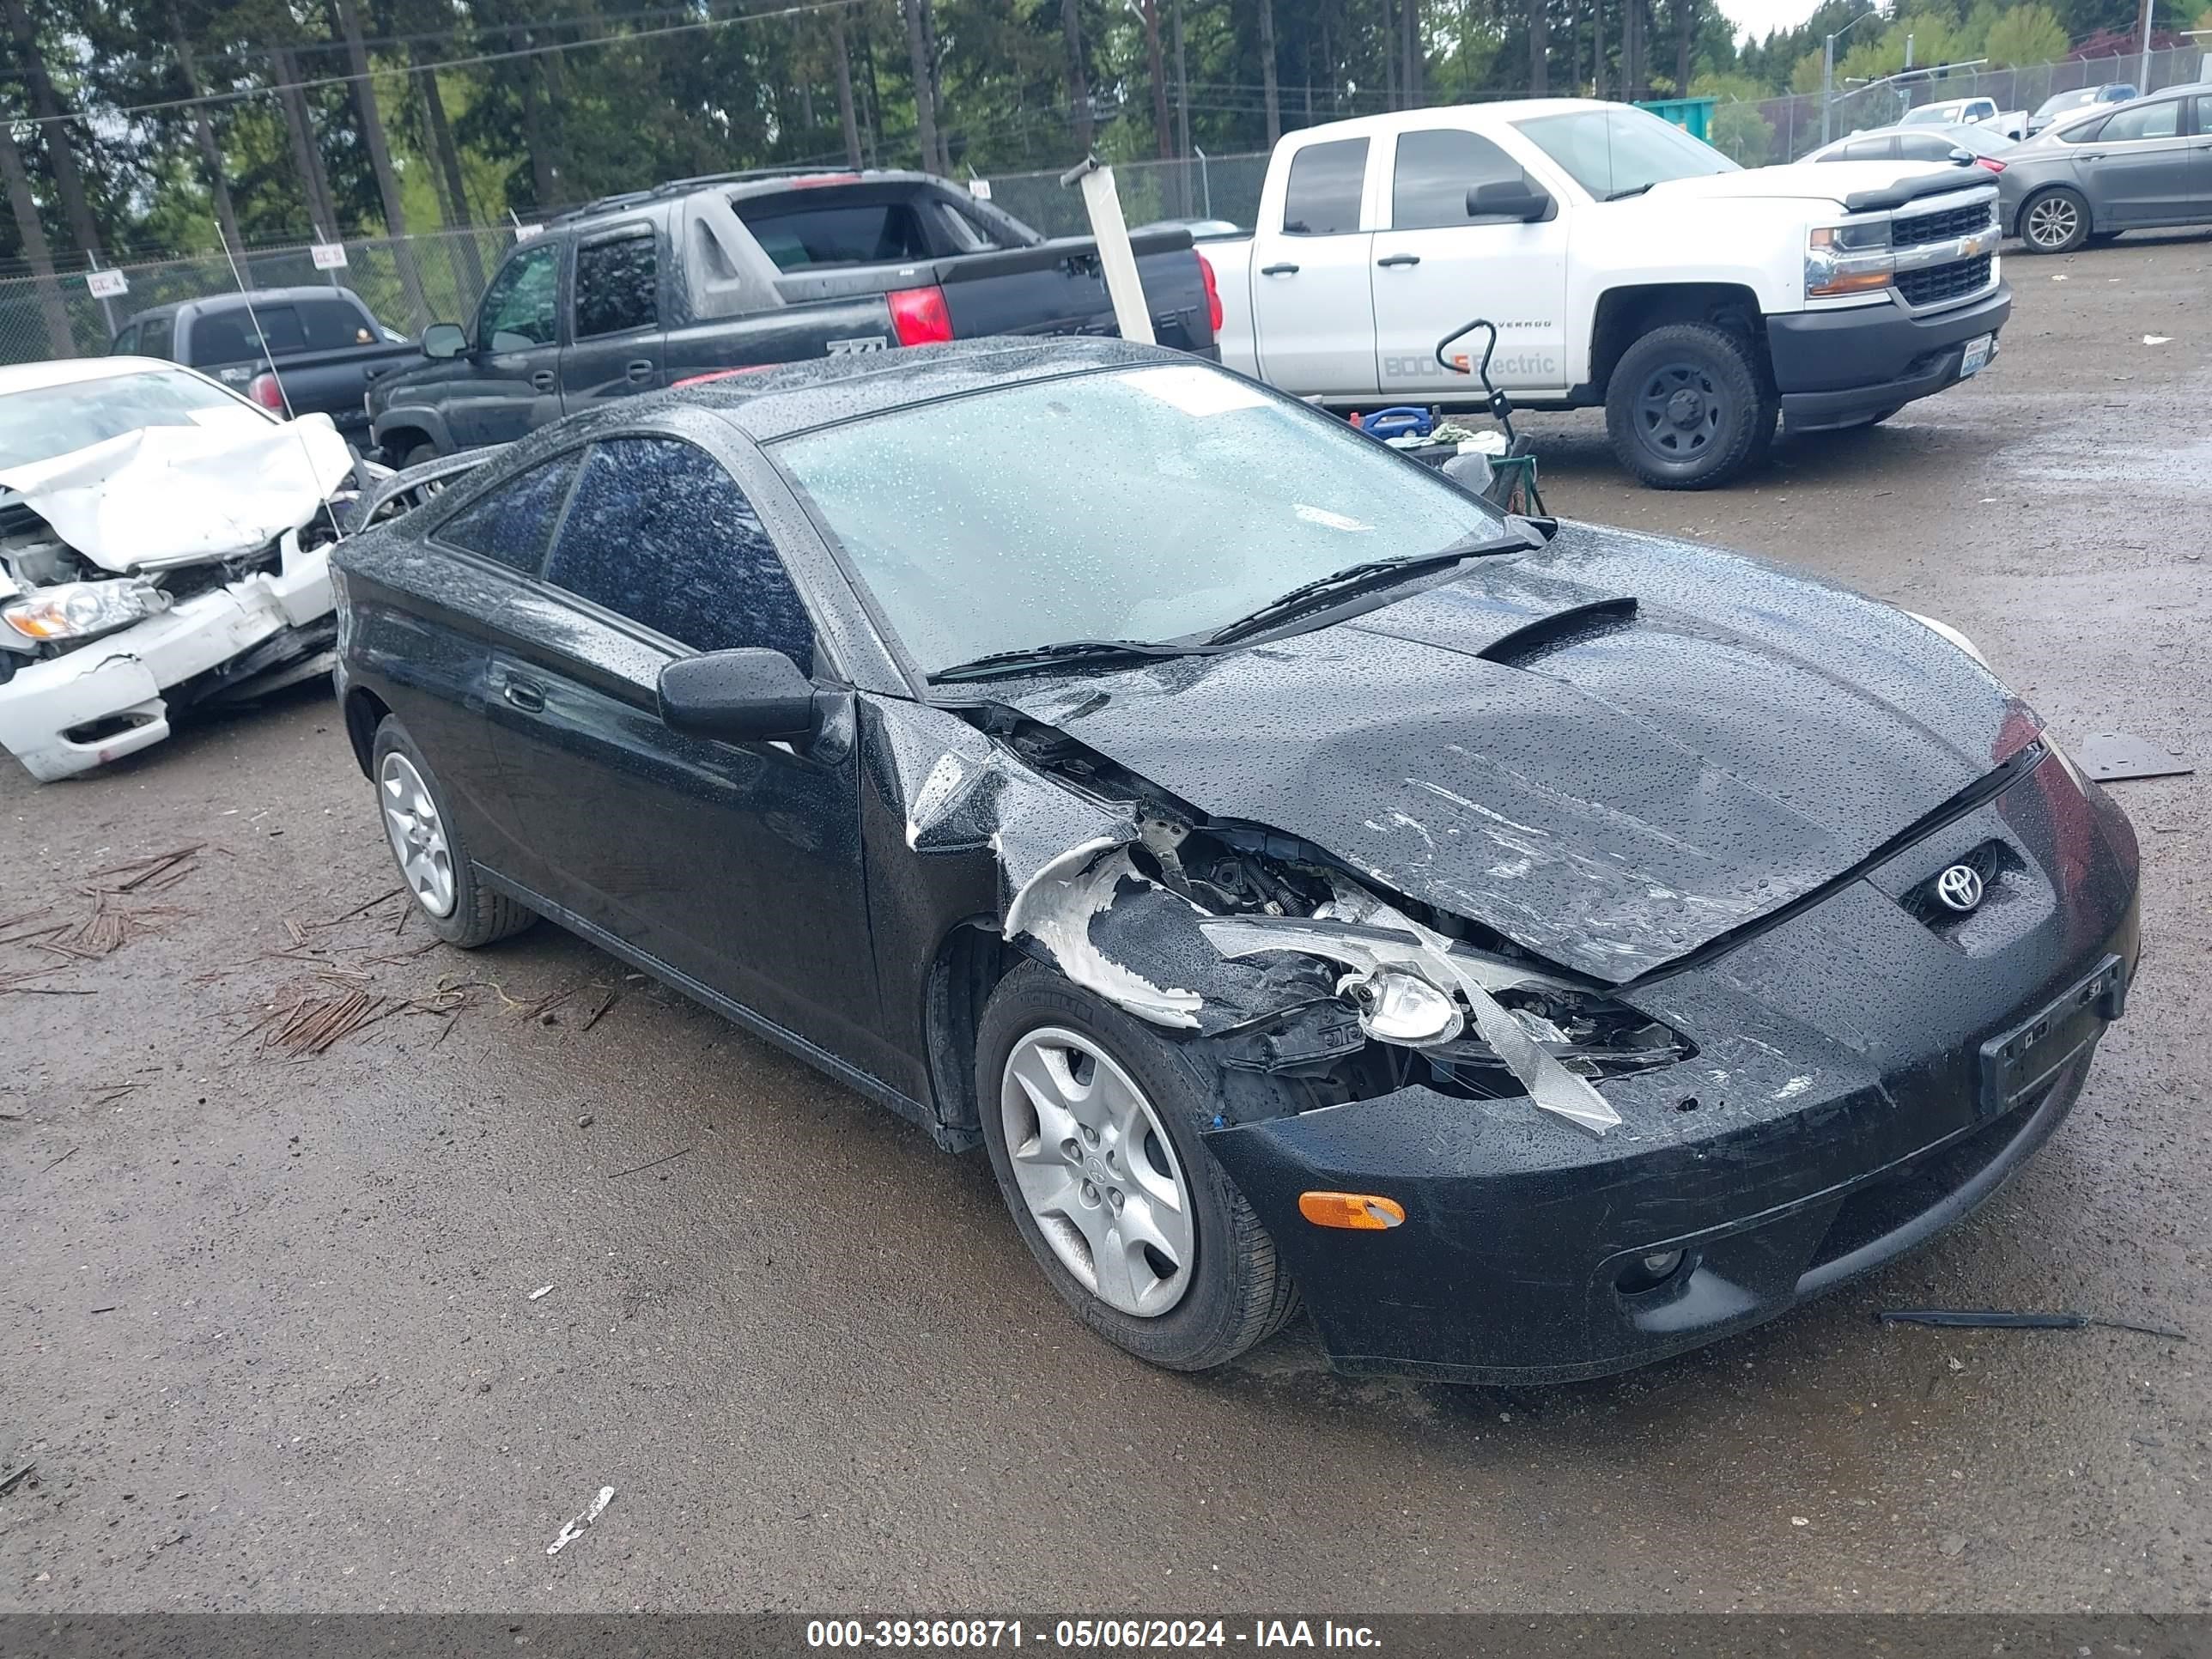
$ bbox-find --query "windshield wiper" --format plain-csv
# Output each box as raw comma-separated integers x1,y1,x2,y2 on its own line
1201,527,1540,647
1605,182,1656,201
929,638,1197,684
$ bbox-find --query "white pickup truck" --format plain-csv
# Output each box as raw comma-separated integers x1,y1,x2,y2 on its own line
1206,99,2010,488
1902,97,2029,143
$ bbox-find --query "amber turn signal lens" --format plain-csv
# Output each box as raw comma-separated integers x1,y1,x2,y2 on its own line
1298,1190,1407,1231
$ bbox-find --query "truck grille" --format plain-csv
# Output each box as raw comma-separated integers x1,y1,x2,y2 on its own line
1892,201,1996,248
1897,253,1992,309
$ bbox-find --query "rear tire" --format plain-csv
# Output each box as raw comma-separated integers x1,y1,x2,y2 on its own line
370,716,536,949
1605,322,1778,490
976,960,1300,1371
392,440,440,471
2020,187,2090,253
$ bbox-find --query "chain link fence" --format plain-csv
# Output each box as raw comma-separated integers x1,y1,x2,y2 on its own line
0,224,520,368
981,151,1272,236
1712,43,2209,166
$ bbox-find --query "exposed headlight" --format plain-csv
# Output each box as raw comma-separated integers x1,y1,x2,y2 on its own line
1806,221,1893,299
1905,610,1991,669
3,580,171,643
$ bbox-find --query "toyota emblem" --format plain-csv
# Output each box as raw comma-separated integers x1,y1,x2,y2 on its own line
1935,863,1985,914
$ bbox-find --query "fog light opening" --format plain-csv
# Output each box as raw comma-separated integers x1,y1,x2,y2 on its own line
1616,1249,1690,1296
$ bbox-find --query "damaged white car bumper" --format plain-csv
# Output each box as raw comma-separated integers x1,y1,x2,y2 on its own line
0,531,333,781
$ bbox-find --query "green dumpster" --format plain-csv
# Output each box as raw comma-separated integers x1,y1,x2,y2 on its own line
1635,96,1717,143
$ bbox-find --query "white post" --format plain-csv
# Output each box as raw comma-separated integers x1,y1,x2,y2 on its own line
2137,0,2154,90
1821,34,1836,144
1063,158,1156,346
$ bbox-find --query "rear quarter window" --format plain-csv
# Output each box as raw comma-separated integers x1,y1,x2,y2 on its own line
1281,137,1369,235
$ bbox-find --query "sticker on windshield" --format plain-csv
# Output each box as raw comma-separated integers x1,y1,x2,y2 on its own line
1293,503,1372,532
1121,364,1269,417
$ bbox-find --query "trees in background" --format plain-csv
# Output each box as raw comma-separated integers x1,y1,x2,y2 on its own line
0,0,2182,274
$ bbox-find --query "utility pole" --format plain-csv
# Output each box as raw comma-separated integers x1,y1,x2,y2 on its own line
2137,0,2154,92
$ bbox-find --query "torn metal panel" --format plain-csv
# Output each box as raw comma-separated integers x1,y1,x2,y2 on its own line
1002,841,1203,1029
0,413,356,569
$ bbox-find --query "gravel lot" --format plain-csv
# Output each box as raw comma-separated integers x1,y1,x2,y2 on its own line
3,234,2208,1614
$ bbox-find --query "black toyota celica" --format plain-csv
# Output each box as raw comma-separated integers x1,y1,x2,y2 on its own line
331,338,2139,1385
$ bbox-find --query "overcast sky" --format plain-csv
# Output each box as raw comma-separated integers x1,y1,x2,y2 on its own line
1716,0,1835,44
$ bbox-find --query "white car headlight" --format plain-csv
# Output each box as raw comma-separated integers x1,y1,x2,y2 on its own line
3,580,171,643
1806,221,1893,299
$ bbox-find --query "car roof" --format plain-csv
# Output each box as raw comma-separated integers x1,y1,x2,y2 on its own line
669,337,1183,442
0,355,208,395
547,167,946,229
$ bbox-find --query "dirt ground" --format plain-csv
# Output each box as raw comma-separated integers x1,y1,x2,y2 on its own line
3,235,2208,1615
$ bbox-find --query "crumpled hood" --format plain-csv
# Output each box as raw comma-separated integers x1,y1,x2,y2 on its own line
0,412,356,571
1001,524,2037,984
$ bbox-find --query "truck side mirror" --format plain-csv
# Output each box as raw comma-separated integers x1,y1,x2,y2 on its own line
1468,179,1552,222
422,322,467,359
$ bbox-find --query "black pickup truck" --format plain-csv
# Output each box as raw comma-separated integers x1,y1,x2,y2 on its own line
366,169,1221,466
112,286,416,444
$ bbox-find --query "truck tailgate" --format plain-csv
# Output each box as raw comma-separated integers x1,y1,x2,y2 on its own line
935,229,1216,353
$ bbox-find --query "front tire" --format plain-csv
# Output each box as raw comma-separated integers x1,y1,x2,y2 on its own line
1605,322,1778,489
976,961,1299,1371
371,716,536,949
2020,187,2090,253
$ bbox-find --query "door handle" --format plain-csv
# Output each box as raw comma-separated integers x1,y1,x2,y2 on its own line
1376,253,1421,268
530,369,556,392
1260,262,1300,276
625,359,654,384
502,676,545,714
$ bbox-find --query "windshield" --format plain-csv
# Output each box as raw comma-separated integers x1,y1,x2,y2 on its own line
1511,106,1737,200
2033,89,2096,118
0,367,264,471
774,363,1506,677
1900,105,1957,125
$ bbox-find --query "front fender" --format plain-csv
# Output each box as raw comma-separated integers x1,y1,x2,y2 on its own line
369,401,457,455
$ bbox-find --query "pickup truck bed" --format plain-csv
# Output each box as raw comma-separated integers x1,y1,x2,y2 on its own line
369,172,1218,461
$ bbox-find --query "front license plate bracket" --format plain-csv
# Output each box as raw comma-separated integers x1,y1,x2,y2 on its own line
1977,954,2124,1118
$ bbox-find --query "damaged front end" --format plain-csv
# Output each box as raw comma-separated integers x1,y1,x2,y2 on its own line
0,416,383,781
969,714,1695,1139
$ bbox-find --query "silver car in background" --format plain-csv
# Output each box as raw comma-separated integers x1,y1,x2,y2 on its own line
2000,85,2212,252
2026,82,2139,137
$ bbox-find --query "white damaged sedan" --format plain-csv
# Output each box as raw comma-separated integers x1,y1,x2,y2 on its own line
0,356,380,781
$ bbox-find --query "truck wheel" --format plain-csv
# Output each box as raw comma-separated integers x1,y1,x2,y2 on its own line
392,441,440,471
976,960,1301,1372
2020,188,2089,253
1605,324,1777,490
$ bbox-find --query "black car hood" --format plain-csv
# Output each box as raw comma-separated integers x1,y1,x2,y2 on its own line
1000,524,2039,983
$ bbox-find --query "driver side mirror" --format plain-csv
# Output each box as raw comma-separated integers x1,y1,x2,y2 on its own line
422,321,467,359
1468,179,1552,222
658,648,820,744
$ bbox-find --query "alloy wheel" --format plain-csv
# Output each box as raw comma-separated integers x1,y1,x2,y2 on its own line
2026,195,2081,251
1000,1026,1195,1318
379,751,457,918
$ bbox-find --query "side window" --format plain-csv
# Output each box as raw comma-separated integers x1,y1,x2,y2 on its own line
477,244,562,349
436,453,583,572
2059,114,2107,143
2198,96,2212,132
1281,137,1368,235
1390,128,1524,230
544,438,814,670
137,314,174,360
2099,100,2179,142
574,228,660,337
296,298,379,348
110,325,138,355
1897,131,1962,160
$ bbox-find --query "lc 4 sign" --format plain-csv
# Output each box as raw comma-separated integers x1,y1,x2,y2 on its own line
84,269,129,299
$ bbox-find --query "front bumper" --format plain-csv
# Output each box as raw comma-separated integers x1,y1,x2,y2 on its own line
0,535,334,781
1205,747,2140,1384
1767,283,2012,432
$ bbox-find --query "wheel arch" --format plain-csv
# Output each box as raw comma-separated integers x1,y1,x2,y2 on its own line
1581,282,1770,401
343,685,392,778
921,917,1021,1141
